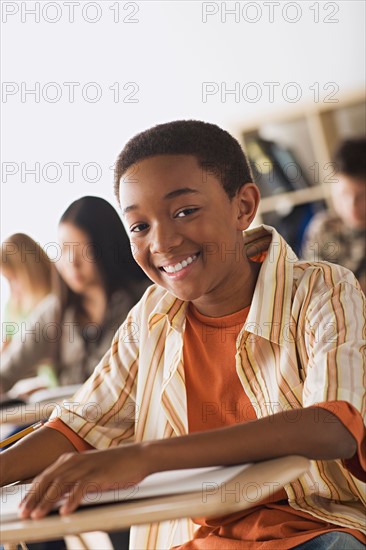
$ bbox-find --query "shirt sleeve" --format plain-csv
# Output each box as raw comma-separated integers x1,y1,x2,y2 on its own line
300,273,366,480
302,274,366,415
48,301,142,450
313,401,366,482
46,417,93,452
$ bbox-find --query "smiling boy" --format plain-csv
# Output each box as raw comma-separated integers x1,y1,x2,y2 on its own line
2,121,365,550
121,153,261,316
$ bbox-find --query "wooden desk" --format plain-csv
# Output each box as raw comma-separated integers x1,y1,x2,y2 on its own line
0,455,310,546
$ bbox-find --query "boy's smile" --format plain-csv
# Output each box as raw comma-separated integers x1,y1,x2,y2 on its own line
120,154,260,316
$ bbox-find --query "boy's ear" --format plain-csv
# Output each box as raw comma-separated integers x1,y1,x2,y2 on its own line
235,183,260,230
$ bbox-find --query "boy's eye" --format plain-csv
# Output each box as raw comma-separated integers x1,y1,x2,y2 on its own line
130,223,149,233
175,207,199,218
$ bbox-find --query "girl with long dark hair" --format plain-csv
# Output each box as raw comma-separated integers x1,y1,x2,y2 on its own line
0,196,149,391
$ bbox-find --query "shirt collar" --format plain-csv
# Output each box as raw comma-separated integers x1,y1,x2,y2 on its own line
148,293,188,333
244,224,297,344
148,225,297,344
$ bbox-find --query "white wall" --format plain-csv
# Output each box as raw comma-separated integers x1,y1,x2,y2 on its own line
1,1,365,250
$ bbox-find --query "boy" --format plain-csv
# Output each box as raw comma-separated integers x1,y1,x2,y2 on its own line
302,137,366,293
1,121,365,550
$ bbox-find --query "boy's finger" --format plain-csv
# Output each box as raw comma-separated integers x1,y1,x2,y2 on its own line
29,479,68,518
19,455,79,517
20,471,71,518
19,477,48,518
59,481,84,515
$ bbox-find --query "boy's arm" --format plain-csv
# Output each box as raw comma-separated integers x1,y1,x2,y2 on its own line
18,405,357,519
146,406,357,470
0,426,76,486
4,403,355,491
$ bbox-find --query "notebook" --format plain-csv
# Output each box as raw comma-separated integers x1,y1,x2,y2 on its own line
1,463,251,521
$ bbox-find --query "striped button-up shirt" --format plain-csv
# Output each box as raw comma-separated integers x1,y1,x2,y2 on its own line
52,225,366,550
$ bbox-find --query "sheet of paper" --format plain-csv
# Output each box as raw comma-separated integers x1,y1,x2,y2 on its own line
1,463,252,521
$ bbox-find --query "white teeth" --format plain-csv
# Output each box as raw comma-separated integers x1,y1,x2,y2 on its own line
163,255,197,273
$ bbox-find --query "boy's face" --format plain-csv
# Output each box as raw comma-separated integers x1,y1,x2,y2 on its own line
120,155,258,314
331,174,366,230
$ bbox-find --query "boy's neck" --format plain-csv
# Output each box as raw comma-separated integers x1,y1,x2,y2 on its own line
191,257,261,318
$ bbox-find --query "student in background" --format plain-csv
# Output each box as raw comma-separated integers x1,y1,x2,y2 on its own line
1,122,365,550
302,137,366,293
1,233,54,349
1,233,57,389
0,196,150,393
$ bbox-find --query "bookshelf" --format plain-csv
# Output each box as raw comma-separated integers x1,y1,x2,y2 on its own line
240,90,366,227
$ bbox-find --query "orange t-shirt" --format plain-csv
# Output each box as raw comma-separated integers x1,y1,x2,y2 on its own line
175,302,366,549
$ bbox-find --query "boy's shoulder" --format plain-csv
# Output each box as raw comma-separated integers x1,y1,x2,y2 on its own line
292,257,362,298
248,224,360,291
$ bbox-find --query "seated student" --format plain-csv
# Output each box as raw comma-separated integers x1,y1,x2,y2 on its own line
0,196,150,392
1,122,365,550
1,233,57,390
302,138,366,294
1,233,54,336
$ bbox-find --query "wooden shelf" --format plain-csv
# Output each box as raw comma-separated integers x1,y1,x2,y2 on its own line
239,89,365,134
241,89,365,223
258,185,330,215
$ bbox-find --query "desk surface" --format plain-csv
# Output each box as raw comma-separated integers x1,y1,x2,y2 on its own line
0,455,310,545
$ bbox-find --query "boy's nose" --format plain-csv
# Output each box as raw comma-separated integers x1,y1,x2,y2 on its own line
149,222,183,254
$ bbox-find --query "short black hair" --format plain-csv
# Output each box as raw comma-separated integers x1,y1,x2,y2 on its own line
114,120,253,203
333,137,366,178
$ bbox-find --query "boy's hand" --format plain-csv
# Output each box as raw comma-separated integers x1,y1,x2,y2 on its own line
19,444,149,519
